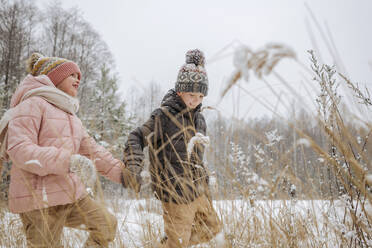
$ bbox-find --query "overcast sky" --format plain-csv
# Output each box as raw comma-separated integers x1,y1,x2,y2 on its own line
39,0,372,119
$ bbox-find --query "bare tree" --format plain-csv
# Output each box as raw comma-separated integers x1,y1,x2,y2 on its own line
0,0,38,111
40,1,114,116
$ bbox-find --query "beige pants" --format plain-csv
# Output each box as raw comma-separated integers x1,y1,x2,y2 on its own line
161,194,222,248
19,195,117,248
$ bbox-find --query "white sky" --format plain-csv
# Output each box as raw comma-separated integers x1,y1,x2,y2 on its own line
39,0,372,119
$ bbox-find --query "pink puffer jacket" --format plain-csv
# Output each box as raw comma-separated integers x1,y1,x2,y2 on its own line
7,75,124,213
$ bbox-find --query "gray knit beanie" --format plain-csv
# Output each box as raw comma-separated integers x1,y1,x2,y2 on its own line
175,49,209,96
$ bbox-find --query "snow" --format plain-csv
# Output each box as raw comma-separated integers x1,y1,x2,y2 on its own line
266,129,284,146
229,43,296,83
297,138,311,147
140,170,151,186
214,232,226,247
230,142,248,164
366,174,372,185
0,198,371,247
232,45,252,82
25,159,42,168
209,175,217,187
98,140,110,148
246,171,269,186
42,184,48,207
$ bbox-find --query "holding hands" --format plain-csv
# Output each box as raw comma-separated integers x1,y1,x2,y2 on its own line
121,164,143,193
68,153,145,195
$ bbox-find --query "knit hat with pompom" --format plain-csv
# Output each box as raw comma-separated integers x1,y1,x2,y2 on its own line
26,53,81,86
175,49,209,96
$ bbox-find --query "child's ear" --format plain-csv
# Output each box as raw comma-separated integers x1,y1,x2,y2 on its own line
176,92,182,96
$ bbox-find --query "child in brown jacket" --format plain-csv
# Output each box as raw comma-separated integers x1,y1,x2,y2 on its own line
122,49,224,247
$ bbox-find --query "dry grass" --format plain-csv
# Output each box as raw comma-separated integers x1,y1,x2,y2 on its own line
0,43,371,248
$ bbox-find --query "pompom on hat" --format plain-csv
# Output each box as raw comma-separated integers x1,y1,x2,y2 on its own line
26,53,81,86
175,49,209,96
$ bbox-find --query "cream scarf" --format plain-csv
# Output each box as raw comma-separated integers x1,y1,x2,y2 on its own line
0,86,79,161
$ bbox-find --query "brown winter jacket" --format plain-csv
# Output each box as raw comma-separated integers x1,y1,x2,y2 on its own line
123,89,209,203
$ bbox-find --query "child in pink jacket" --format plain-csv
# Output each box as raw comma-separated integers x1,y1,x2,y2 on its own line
5,53,126,247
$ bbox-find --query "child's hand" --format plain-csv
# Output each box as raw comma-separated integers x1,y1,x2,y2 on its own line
69,154,97,194
121,165,142,193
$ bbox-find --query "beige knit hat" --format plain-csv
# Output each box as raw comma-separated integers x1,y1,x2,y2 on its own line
27,53,81,86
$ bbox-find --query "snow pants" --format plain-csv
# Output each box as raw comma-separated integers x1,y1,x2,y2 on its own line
19,195,117,248
161,194,222,248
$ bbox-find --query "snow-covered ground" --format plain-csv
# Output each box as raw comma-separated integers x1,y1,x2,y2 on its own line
1,198,371,247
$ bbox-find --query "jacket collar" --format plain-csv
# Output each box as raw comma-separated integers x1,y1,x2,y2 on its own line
160,89,202,116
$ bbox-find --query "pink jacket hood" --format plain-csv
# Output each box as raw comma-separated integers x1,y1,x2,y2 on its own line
10,74,55,108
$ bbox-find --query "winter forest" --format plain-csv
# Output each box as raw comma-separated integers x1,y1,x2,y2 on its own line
0,0,371,247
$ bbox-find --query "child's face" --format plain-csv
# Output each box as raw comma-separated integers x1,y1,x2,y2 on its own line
57,73,80,97
177,92,204,109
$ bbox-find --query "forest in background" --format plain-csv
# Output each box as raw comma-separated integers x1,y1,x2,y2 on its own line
1,0,371,200
1,1,371,247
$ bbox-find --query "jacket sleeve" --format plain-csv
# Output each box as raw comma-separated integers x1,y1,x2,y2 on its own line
123,108,162,173
197,112,207,134
7,98,71,176
78,128,125,184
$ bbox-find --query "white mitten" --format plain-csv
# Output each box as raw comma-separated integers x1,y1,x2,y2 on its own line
70,154,97,194
187,132,210,158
